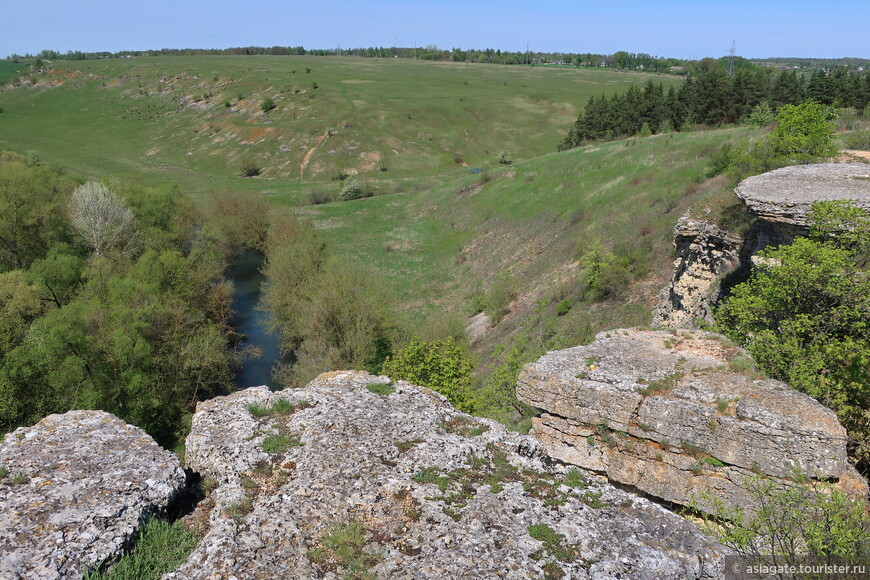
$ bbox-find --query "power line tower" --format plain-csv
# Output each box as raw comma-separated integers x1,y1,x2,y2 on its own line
728,40,736,77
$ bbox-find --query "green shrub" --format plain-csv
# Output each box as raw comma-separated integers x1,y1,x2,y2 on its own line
339,176,363,201
843,130,870,150
483,270,517,321
382,336,474,412
555,299,571,317
238,157,262,177
260,97,276,113
694,475,870,563
497,151,512,165
747,101,775,127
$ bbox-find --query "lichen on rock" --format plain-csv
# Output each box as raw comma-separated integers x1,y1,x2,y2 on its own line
169,370,728,579
0,410,186,579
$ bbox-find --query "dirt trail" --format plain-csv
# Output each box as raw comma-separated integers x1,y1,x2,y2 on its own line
300,130,330,179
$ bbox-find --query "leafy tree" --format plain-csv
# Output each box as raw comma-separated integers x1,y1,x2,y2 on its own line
69,182,137,257
716,202,870,462
747,101,775,127
382,336,475,412
339,176,363,201
766,101,838,161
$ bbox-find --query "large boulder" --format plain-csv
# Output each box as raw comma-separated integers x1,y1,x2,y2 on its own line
517,329,865,514
0,410,186,579
168,370,728,579
734,163,870,226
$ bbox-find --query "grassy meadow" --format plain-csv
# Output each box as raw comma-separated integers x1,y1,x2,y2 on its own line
0,55,681,202
303,128,754,354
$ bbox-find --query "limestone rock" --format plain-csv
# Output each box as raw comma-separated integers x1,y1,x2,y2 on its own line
734,163,870,226
0,411,186,579
652,216,742,329
517,329,864,514
168,371,728,579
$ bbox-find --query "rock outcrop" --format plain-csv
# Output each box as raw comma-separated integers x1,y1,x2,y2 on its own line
655,163,870,329
0,411,186,579
517,329,865,514
734,163,870,226
169,370,728,579
652,216,741,328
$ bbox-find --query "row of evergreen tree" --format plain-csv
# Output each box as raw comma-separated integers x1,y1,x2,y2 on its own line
559,65,870,149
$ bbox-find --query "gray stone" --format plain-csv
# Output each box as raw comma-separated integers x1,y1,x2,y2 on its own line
167,370,728,579
0,411,186,579
517,329,865,514
734,163,870,226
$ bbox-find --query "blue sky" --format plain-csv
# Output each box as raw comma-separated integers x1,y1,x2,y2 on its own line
3,0,867,60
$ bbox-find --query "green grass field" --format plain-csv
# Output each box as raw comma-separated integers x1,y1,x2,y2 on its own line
0,55,681,202
0,61,25,84
301,128,756,351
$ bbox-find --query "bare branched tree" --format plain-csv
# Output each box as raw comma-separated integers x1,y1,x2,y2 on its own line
69,182,137,256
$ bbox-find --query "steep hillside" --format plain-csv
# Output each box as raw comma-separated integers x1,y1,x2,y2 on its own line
302,128,758,368
0,56,681,202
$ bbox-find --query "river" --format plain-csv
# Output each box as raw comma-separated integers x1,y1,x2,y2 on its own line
227,248,286,390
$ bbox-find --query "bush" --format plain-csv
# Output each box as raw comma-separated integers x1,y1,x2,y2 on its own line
238,157,262,178
481,271,516,322
339,176,363,201
716,203,870,462
694,474,870,564
844,130,870,150
382,336,475,412
497,152,512,165
260,97,276,113
767,100,838,161
746,101,775,127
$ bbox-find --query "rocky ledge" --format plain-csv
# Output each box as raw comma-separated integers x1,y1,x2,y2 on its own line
517,329,866,515
734,163,870,226
170,370,727,579
0,411,186,579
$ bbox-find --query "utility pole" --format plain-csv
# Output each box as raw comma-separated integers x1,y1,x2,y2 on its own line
728,40,736,77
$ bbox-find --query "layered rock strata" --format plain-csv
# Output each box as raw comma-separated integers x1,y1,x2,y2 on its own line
652,216,741,328
169,370,728,579
734,163,870,226
517,329,865,514
0,411,186,579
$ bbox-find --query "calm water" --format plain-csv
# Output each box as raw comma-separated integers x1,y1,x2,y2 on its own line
227,248,285,389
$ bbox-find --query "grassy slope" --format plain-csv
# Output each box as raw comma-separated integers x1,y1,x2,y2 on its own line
0,56,681,203
303,128,756,357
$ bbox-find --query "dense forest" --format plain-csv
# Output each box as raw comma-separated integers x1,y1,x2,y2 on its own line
559,60,870,148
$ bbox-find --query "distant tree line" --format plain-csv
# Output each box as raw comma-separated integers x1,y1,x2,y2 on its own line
5,46,749,75
559,59,870,149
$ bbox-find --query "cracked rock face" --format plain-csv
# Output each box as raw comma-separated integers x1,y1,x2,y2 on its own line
652,217,742,329
734,163,870,225
517,329,865,515
0,411,186,580
168,370,728,579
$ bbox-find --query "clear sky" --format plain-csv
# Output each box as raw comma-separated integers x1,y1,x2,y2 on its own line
3,0,867,60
